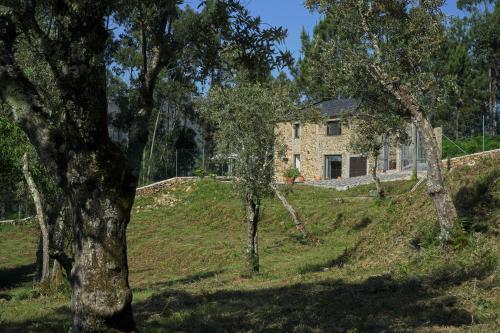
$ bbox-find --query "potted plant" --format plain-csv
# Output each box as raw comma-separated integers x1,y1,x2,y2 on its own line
283,167,300,184
296,175,305,182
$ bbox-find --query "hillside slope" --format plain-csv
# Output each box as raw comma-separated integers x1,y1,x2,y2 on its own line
0,156,499,332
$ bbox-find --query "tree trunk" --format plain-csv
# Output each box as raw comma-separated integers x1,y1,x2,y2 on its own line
371,155,384,198
51,259,64,284
244,194,260,273
1,13,138,332
271,183,310,238
371,66,458,241
35,233,44,280
412,122,418,180
146,106,162,182
50,203,73,281
414,112,457,241
68,152,136,333
22,153,50,282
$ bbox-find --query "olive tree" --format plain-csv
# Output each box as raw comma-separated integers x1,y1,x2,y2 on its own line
305,0,458,241
201,81,297,273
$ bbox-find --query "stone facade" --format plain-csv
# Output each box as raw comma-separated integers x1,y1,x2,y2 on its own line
275,119,443,181
275,119,358,181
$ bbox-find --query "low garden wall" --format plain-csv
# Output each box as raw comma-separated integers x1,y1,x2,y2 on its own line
135,177,197,196
443,149,500,170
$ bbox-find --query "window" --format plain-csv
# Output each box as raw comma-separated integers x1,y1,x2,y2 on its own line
326,121,341,136
293,123,300,139
294,154,301,172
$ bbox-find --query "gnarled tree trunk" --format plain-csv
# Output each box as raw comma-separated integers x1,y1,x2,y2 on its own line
67,151,136,333
413,113,457,240
0,7,154,331
372,66,457,240
245,194,260,273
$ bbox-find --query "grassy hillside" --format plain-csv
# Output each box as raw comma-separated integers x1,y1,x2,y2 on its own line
0,156,499,332
442,135,500,158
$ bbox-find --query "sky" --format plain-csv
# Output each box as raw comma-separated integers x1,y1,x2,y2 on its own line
241,0,468,63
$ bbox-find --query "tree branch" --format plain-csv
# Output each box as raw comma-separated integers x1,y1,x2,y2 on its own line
10,4,67,86
0,14,66,184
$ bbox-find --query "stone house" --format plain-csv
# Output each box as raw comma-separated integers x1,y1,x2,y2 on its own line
274,98,442,181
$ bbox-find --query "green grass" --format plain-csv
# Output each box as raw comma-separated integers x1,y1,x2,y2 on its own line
442,135,500,158
1,156,499,332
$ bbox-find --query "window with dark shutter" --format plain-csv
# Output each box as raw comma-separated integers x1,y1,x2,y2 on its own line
326,121,341,136
293,123,300,139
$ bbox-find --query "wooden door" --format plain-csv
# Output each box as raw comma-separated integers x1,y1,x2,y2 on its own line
349,156,367,177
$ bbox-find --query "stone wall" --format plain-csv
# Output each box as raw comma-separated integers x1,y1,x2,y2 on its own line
136,177,197,196
443,149,500,170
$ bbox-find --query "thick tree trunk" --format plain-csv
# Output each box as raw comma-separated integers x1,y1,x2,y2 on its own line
22,153,50,282
271,184,309,238
1,12,139,332
244,195,260,273
371,155,384,198
68,152,136,333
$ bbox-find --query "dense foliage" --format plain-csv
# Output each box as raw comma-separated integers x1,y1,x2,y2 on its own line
202,81,295,200
294,0,499,138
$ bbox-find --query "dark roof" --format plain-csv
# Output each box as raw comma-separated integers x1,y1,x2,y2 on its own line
308,98,362,118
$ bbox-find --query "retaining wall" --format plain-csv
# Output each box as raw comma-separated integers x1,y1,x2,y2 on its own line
443,149,500,170
135,177,197,196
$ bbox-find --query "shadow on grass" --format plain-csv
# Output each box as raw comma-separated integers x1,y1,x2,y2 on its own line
352,217,372,231
454,168,499,233
0,305,72,333
132,262,490,333
0,263,36,290
0,261,494,333
140,270,225,291
298,240,363,274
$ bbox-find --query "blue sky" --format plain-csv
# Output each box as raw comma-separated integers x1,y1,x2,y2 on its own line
241,0,467,62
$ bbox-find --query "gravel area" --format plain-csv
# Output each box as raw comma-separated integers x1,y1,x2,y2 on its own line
304,171,426,191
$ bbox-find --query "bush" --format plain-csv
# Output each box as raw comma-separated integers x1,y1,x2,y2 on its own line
193,168,206,178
